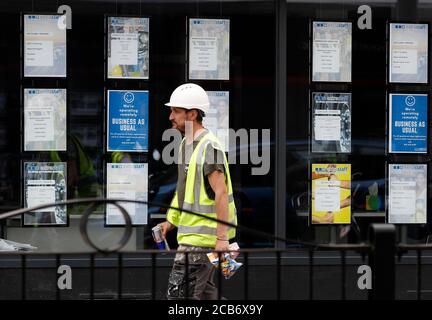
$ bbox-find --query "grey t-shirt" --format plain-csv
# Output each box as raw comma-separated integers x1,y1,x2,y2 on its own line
177,130,225,210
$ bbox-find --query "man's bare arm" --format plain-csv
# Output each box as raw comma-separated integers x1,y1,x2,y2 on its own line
208,170,230,251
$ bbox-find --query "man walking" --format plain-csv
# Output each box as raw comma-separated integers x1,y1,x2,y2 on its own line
159,83,237,300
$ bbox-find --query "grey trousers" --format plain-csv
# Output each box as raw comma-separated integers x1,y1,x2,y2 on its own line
167,245,218,300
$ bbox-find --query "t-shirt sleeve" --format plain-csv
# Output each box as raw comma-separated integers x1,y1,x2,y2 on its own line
203,143,225,177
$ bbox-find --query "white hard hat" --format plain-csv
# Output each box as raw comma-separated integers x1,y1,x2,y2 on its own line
165,83,210,113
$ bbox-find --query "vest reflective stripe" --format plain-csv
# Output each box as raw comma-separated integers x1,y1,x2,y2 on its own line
166,131,237,248
182,193,235,214
178,220,237,235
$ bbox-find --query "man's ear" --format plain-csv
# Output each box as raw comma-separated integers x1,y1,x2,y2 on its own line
187,109,198,121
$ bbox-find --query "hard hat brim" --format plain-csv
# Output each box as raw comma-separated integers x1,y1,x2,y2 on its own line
164,102,178,107
164,102,209,111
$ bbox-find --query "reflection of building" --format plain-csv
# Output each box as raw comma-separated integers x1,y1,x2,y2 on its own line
70,93,99,116
69,92,103,179
70,126,99,148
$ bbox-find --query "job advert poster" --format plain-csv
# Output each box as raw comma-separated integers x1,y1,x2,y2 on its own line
107,90,148,152
107,17,149,79
389,164,427,224
389,23,428,84
389,93,428,153
106,163,148,225
311,164,351,224
205,91,229,152
23,162,67,226
312,92,351,153
24,88,67,151
24,15,66,77
312,21,352,82
189,18,230,80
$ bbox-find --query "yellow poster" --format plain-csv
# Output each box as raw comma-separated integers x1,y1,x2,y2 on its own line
311,163,351,224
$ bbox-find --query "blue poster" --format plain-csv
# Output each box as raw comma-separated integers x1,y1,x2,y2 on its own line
107,90,149,152
389,93,428,153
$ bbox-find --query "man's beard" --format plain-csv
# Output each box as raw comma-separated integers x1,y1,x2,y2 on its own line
172,121,185,134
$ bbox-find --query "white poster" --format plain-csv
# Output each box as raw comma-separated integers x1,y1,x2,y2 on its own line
312,22,352,82
205,91,229,152
27,105,54,142
23,162,67,226
389,164,427,224
389,23,428,83
312,92,351,153
314,110,341,141
107,17,150,79
24,89,67,151
26,41,53,66
27,186,56,213
314,40,340,73
111,33,138,65
24,15,66,77
314,180,341,212
189,18,230,80
190,37,218,71
106,163,148,225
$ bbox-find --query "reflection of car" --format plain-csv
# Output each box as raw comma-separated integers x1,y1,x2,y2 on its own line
239,138,389,243
146,138,405,247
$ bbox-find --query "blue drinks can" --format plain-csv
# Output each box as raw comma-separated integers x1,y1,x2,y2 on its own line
152,225,169,250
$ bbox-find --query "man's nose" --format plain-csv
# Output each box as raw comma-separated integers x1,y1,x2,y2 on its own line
169,112,174,121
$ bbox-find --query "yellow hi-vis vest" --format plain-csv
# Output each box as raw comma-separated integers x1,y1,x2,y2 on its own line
167,131,237,248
